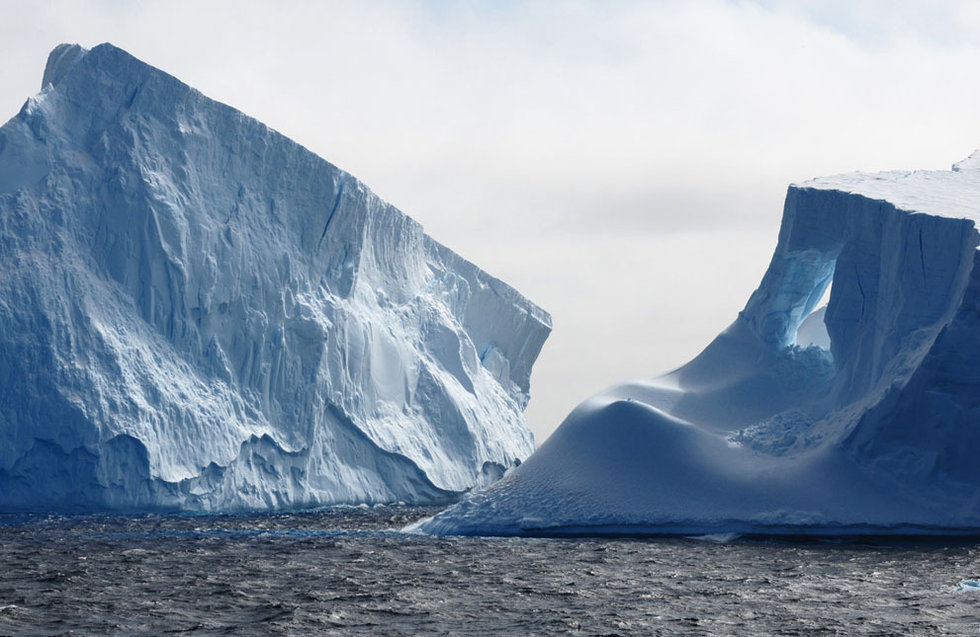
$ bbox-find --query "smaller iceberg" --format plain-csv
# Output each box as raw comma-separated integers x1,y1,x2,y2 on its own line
417,153,980,538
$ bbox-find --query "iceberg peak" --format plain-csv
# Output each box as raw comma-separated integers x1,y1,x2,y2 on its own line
952,149,980,173
41,43,88,89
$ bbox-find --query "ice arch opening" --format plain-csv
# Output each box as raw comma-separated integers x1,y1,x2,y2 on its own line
795,283,833,350
743,247,839,350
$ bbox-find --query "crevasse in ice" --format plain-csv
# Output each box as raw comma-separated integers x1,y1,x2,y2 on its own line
417,152,980,537
0,44,551,511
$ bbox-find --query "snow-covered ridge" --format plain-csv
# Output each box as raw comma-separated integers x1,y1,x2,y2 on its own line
0,43,550,511
799,151,980,223
417,153,980,537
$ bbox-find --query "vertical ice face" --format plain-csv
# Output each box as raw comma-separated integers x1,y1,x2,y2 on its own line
0,43,551,512
417,155,980,538
741,186,977,408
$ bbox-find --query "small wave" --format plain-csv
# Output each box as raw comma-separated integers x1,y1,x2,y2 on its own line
686,533,742,543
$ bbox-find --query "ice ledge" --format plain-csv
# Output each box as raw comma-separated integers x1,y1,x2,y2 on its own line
41,43,88,89
952,150,980,173
794,150,980,225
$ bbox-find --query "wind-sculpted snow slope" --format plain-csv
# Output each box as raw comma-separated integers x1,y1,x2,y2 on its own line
417,152,980,538
0,44,550,511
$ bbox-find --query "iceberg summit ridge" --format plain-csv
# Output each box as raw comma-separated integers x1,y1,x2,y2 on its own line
0,43,550,511
416,153,980,538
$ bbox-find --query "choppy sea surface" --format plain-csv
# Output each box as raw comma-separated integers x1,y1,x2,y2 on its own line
2,507,980,635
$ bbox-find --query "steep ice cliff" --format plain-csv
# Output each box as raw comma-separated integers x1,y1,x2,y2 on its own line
0,43,550,511
417,152,980,538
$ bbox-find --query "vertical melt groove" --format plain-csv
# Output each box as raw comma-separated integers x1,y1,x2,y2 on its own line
318,175,347,248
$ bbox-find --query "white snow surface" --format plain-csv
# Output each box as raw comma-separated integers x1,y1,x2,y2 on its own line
416,153,980,538
0,44,550,512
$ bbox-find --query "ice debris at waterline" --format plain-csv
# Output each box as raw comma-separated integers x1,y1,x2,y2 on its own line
415,153,980,538
0,43,551,512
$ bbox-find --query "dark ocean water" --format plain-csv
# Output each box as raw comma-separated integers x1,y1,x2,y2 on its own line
1,507,979,636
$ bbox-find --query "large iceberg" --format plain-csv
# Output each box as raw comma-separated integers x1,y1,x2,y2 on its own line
0,44,550,511
417,153,980,537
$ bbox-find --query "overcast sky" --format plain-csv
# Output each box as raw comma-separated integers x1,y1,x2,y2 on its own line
3,1,980,442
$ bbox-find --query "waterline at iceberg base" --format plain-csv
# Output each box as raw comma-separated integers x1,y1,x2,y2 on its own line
0,44,550,512
416,153,980,538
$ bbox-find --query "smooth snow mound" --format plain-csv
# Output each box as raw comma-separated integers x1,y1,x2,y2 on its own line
0,44,551,512
417,153,980,538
